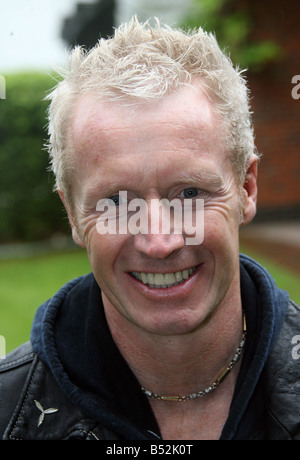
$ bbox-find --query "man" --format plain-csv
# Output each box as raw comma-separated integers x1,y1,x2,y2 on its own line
0,18,299,440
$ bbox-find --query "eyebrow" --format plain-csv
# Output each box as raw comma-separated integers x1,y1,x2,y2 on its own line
84,182,122,201
84,170,223,202
172,170,224,189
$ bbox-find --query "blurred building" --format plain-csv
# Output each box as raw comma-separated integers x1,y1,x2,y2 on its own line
62,0,300,222
244,0,300,221
62,0,116,47
62,0,192,46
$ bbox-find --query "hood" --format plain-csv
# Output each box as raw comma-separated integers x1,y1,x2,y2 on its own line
221,254,289,439
30,274,160,439
30,254,290,440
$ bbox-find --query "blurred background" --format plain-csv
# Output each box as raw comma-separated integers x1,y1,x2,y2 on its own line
0,0,299,353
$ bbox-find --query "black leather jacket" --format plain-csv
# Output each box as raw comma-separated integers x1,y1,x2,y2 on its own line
1,299,300,440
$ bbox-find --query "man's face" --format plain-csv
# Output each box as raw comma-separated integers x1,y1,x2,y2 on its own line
64,85,257,336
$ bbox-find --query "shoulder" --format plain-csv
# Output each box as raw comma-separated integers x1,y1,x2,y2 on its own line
269,299,300,360
0,341,34,371
0,342,86,439
0,342,35,438
263,300,300,439
0,342,120,440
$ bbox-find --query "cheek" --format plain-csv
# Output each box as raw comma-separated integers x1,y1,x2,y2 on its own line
202,211,240,300
85,230,129,280
86,233,112,269
202,205,240,257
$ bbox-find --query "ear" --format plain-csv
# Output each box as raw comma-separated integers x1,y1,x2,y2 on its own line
58,190,86,248
240,156,258,226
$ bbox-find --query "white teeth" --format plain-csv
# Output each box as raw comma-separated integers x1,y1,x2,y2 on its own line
175,271,183,282
132,267,197,288
140,273,148,284
182,269,189,280
154,273,165,285
165,273,176,285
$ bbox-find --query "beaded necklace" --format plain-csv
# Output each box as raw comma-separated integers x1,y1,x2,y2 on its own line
141,313,246,402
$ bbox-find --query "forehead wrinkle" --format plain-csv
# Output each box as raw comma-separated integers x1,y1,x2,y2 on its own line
95,122,217,159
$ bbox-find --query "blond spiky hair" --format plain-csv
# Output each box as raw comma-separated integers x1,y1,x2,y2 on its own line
45,17,257,202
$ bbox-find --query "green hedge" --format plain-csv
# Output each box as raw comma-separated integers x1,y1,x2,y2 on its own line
0,72,69,243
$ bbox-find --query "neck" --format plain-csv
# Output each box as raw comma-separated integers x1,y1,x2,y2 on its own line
102,290,244,398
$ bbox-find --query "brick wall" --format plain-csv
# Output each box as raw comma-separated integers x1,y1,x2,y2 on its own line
244,0,300,220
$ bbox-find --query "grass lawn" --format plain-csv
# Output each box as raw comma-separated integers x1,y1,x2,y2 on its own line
0,246,299,354
0,249,91,354
240,246,300,304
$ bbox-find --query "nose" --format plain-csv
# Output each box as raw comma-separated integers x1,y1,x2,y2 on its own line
134,232,185,259
131,196,186,258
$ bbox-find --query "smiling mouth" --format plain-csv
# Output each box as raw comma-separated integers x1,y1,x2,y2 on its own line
131,266,198,289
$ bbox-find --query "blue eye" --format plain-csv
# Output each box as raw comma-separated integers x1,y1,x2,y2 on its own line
109,195,121,206
108,193,127,207
181,188,199,199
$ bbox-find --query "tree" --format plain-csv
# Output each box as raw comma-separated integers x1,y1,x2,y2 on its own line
0,73,68,242
182,0,282,71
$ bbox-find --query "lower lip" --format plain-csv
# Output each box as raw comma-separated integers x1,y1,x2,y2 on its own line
127,265,203,299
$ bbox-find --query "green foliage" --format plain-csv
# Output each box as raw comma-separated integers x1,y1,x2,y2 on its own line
182,0,283,71
0,72,69,242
